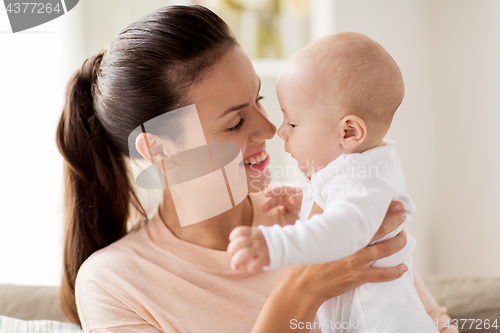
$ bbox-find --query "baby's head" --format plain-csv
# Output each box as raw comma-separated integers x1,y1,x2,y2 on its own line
276,32,404,177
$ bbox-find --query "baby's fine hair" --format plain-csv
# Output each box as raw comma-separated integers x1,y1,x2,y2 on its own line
327,32,405,133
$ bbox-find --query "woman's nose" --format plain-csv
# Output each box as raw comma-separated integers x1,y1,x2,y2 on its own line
250,107,276,142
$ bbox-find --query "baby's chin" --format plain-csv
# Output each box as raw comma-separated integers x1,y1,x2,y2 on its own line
297,163,311,176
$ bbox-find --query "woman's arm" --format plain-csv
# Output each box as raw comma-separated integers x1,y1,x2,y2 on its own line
252,202,408,333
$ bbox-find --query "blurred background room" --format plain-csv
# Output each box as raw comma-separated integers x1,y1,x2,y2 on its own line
1,0,499,289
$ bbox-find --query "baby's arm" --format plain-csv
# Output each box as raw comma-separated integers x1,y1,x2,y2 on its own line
260,176,396,270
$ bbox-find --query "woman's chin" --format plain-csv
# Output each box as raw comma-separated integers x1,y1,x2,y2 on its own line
246,165,272,193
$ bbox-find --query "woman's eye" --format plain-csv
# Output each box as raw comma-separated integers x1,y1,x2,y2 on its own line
256,95,264,104
228,118,245,132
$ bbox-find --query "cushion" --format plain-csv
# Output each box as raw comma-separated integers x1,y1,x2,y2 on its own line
0,285,67,322
423,275,500,333
0,316,81,333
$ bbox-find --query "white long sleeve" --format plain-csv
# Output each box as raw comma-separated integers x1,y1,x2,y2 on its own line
259,139,417,270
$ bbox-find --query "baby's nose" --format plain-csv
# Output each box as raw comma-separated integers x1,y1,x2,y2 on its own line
277,124,287,141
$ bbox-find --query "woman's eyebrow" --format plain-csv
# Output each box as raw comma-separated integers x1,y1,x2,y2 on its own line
216,77,262,121
217,102,249,121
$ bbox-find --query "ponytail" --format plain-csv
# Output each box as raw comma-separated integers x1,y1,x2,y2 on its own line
56,51,145,325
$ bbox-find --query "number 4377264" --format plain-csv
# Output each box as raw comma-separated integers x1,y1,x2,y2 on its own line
444,318,498,330
6,3,62,14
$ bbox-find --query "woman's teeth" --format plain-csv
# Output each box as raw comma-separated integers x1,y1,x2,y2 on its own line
244,149,268,165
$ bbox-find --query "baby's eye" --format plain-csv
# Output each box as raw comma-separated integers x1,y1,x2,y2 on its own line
288,123,296,128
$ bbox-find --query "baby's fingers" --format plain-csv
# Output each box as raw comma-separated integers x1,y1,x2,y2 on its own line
227,236,252,256
246,255,268,274
289,193,302,206
231,247,258,271
229,225,251,241
263,194,301,213
265,185,301,197
262,195,286,212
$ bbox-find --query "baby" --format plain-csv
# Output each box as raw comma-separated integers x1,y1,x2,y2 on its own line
228,32,438,332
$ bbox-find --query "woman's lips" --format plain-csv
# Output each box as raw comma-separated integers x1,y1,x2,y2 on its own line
245,153,270,171
243,149,268,166
243,147,265,160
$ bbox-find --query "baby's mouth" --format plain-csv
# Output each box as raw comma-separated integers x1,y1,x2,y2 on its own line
243,149,268,165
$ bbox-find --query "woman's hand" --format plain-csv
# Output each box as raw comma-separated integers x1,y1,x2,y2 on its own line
252,201,408,333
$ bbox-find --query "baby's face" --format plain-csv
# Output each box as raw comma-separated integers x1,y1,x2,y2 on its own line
276,62,346,178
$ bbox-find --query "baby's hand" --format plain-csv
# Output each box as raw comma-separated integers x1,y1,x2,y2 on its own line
227,226,270,274
262,185,302,214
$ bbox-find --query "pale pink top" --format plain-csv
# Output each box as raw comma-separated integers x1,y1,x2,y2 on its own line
75,189,457,333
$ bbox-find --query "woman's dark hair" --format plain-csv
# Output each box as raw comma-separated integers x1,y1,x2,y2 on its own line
56,5,237,325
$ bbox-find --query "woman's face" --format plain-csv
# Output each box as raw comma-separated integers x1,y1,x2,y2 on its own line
187,46,277,193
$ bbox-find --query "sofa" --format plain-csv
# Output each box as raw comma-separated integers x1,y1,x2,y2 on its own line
1,275,499,332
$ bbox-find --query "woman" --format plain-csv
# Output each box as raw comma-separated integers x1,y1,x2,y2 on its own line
56,5,455,333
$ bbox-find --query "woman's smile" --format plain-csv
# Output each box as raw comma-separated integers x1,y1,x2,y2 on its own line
244,150,270,171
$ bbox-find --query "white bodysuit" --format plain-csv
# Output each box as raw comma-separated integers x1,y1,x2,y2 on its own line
258,139,438,333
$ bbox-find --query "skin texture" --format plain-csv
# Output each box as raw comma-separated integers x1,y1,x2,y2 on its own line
228,32,406,272
135,44,408,332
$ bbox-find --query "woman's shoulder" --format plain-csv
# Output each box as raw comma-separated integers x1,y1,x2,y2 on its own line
74,227,160,332
75,225,149,288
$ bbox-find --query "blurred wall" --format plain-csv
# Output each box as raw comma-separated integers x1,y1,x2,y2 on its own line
333,0,500,276
431,0,500,276
0,0,85,285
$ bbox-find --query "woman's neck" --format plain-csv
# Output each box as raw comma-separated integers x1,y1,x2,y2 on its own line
158,189,254,251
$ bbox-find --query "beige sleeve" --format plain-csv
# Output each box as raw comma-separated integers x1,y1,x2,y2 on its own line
413,268,460,333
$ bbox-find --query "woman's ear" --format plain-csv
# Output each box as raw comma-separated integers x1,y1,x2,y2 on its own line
135,133,168,165
339,115,367,151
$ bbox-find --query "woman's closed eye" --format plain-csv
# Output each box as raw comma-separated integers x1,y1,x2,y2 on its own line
228,117,244,132
227,96,264,132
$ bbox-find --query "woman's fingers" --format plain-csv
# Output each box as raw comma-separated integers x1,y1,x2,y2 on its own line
360,230,407,263
363,263,408,283
370,201,406,242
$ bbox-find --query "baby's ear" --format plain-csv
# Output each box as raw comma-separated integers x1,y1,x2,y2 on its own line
339,115,367,151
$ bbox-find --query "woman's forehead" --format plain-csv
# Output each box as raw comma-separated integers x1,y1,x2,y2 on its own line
188,47,260,119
